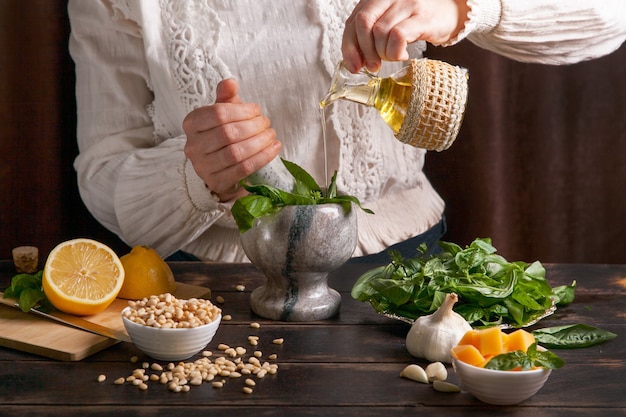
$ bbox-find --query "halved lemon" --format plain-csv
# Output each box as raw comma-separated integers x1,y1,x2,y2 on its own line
42,238,125,316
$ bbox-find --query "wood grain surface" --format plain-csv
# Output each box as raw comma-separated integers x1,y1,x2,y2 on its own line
0,261,624,416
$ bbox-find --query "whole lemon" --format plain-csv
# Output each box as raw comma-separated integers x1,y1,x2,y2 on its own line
118,246,176,300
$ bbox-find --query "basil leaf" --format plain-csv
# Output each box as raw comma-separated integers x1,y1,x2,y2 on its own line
351,237,568,327
3,270,46,312
484,343,565,371
532,324,617,348
552,281,576,306
233,161,372,233
282,158,321,193
18,288,44,312
231,195,277,233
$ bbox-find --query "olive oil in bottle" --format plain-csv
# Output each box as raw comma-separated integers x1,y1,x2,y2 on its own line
320,59,469,152
320,62,412,134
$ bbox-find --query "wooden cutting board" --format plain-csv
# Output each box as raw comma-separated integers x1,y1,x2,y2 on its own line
0,283,211,361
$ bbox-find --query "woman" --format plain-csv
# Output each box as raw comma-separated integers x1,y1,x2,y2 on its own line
68,0,626,262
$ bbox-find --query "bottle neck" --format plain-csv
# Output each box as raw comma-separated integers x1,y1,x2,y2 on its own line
320,62,380,109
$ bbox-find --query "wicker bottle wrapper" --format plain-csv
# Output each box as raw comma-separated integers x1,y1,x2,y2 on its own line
396,59,469,152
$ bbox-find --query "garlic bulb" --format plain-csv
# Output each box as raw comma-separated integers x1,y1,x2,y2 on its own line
405,293,472,363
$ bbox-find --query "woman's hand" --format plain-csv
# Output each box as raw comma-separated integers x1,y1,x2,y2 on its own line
342,0,470,73
183,78,282,202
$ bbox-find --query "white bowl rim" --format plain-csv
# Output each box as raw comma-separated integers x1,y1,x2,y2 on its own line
121,306,221,331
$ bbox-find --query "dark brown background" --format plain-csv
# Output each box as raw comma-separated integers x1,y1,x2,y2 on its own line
1,1,625,263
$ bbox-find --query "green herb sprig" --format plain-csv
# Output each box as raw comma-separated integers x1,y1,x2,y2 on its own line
484,343,565,371
351,238,576,328
231,159,373,233
3,270,53,312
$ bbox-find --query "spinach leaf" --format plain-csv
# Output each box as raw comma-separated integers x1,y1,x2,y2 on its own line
532,324,617,348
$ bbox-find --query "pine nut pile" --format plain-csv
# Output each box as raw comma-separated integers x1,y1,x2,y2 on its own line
123,293,221,328
100,326,282,394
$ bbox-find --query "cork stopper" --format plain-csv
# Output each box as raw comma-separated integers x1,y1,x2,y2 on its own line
396,58,469,151
12,246,39,273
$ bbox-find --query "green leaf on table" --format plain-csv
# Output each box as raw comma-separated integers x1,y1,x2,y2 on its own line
532,324,617,348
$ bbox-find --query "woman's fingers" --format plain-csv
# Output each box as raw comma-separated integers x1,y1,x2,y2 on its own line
342,0,468,72
182,78,283,201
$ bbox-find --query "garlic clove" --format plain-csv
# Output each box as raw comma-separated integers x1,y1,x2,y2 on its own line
425,361,448,382
400,364,429,384
433,380,461,393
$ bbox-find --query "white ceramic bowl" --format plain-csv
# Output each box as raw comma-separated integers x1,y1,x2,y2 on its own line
121,307,221,361
452,357,552,405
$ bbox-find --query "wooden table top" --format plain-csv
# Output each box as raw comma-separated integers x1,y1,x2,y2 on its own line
0,261,624,416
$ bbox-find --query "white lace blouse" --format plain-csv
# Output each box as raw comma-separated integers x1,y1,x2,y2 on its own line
68,0,626,261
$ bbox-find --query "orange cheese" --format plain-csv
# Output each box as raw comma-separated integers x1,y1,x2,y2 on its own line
506,329,536,353
454,327,535,368
451,344,485,367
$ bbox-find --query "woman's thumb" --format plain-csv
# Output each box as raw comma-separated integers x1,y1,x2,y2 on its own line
215,78,242,104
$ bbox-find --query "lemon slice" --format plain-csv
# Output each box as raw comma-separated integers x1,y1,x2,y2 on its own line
42,238,125,316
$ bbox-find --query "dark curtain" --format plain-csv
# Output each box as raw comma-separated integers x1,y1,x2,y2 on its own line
1,2,624,263
0,0,129,259
425,41,626,264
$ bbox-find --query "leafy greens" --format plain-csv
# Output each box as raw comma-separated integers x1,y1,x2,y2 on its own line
3,270,53,312
231,159,373,233
351,238,576,328
484,343,565,371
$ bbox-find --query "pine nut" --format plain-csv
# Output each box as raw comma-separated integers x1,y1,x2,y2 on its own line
97,374,106,383
235,284,245,291
272,338,284,345
250,322,261,329
242,387,253,394
114,377,125,385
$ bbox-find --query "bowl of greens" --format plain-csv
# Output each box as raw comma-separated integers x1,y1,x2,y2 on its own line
351,238,576,328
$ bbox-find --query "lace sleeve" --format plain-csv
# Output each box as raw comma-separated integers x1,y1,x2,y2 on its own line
69,0,227,258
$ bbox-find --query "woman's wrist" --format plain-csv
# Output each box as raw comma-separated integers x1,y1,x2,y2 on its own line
442,0,502,46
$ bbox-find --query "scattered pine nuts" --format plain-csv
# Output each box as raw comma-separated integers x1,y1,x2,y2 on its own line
272,338,284,345
222,314,232,321
97,374,106,383
250,322,261,329
108,333,284,395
